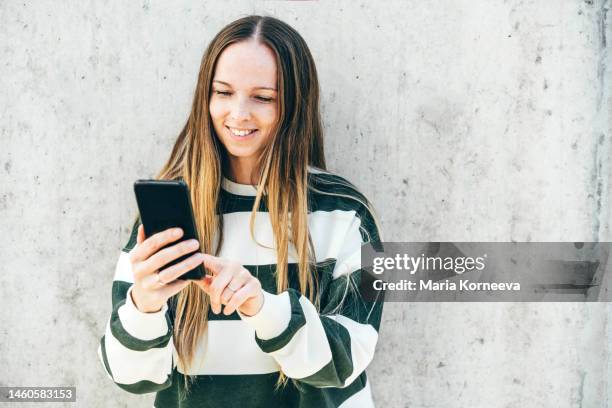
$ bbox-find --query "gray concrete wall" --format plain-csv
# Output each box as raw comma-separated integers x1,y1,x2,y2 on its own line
1,0,610,407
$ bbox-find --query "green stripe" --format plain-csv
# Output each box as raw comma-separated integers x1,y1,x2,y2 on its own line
109,299,173,351
151,369,369,407
255,289,306,353
116,376,173,395
219,187,369,216
295,316,353,387
122,219,140,252
112,280,132,309
110,262,336,323
320,273,359,315
154,370,295,407
320,271,384,332
296,371,369,407
99,335,114,379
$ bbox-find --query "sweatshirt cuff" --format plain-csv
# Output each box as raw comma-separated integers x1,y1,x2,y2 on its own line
238,290,291,340
118,285,170,341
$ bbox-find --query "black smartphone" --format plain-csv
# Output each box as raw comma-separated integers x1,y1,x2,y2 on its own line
133,179,204,280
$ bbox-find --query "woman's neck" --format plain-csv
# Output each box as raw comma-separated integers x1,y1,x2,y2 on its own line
226,158,258,185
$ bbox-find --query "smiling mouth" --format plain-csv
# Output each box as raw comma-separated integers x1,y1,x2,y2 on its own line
226,126,258,137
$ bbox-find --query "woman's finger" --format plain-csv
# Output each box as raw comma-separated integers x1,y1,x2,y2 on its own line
223,280,259,315
220,271,250,303
137,224,145,245
158,252,205,283
208,270,233,314
159,278,191,299
142,239,200,274
140,272,162,290
201,253,226,276
131,228,184,264
220,286,235,304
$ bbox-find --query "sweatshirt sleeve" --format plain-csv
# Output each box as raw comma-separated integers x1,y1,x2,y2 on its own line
97,221,175,394
239,205,384,389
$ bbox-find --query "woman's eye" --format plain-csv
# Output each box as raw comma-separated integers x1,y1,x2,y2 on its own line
213,90,272,102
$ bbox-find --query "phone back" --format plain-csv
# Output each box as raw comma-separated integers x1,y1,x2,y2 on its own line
133,180,204,280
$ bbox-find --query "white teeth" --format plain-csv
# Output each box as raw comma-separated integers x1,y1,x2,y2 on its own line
228,127,256,137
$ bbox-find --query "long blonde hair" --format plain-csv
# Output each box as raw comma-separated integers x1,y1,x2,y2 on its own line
151,15,327,392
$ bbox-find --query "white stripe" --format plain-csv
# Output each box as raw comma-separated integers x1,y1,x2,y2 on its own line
338,377,374,407
176,320,280,375
97,344,113,381
269,296,332,379
333,250,362,279
238,291,292,340
221,176,259,196
117,286,169,340
326,315,378,388
332,214,364,279
114,211,360,275
114,251,134,283
103,321,173,385
310,210,360,266
218,210,357,265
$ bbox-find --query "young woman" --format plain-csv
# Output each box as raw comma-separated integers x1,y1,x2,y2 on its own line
98,15,383,408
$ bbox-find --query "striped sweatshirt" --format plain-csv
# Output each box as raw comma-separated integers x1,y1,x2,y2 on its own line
98,168,384,407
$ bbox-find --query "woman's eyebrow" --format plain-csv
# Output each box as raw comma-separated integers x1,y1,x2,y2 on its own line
213,80,276,91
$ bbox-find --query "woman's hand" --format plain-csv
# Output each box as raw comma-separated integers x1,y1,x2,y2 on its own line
193,255,264,317
129,225,204,313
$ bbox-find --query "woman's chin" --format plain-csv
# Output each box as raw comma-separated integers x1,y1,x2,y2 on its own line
224,145,261,160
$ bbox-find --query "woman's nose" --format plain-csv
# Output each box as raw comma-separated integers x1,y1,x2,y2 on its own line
230,97,251,121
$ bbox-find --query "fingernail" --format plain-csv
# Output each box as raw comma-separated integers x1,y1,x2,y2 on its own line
173,228,183,237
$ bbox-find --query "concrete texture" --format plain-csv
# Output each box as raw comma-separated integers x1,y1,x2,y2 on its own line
1,0,610,407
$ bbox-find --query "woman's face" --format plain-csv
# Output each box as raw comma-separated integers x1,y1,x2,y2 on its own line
209,40,279,175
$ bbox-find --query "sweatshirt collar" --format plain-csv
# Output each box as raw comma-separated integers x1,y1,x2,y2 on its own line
221,176,258,196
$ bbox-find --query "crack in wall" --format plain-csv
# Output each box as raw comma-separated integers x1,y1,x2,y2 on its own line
592,0,610,241
596,0,609,110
